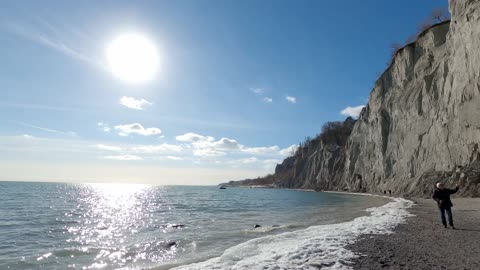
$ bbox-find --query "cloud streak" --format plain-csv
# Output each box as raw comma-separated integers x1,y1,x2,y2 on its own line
96,144,122,151
104,154,143,161
5,22,102,68
16,121,76,137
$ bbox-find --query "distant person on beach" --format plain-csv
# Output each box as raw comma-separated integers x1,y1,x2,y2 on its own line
432,182,460,229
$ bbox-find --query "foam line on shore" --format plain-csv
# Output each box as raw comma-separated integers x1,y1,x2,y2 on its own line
171,196,414,270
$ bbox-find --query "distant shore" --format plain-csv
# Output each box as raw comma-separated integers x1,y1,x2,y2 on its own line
348,198,480,270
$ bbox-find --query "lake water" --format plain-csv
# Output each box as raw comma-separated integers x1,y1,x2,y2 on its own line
0,181,411,270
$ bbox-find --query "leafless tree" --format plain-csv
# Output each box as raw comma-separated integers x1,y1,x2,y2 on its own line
388,42,403,65
386,7,450,66
431,7,449,23
405,34,417,44
417,20,433,35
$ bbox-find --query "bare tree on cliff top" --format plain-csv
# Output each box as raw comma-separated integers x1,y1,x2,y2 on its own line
431,7,450,23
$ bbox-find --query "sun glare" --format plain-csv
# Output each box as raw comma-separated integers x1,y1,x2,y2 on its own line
106,33,159,83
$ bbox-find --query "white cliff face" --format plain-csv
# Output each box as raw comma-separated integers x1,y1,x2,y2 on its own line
233,0,480,196
344,0,480,196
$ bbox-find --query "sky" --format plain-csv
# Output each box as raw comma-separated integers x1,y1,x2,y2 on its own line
0,0,448,185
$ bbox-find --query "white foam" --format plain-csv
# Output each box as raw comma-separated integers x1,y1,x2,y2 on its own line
172,197,414,270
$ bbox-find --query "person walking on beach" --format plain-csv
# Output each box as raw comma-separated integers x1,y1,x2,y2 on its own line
432,182,460,229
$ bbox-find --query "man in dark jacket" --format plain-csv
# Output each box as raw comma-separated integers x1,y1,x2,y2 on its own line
432,182,460,229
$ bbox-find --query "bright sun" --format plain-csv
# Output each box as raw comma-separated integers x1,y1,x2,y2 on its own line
106,33,159,83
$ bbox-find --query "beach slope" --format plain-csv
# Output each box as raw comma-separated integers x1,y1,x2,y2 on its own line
349,198,480,270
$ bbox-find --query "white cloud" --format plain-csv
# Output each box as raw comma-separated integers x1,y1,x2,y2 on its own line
193,148,226,157
340,105,365,118
286,96,297,103
176,133,234,157
166,156,184,161
104,154,143,161
131,144,183,154
21,134,34,139
242,146,279,155
96,144,122,151
279,144,299,156
263,97,273,103
97,122,111,132
176,133,215,143
119,96,153,110
211,138,240,150
239,157,258,164
114,123,161,136
176,132,291,159
250,87,264,95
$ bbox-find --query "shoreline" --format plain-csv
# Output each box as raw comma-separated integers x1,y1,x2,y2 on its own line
170,190,411,269
224,187,480,269
348,198,480,270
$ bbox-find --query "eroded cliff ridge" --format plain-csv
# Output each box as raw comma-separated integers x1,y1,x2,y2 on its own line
228,0,480,196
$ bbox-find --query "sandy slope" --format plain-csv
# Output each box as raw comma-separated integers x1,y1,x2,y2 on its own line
349,198,480,270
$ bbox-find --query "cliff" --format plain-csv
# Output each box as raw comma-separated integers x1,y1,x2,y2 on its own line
229,0,480,197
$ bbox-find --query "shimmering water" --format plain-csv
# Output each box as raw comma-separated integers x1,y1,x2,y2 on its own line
0,182,388,270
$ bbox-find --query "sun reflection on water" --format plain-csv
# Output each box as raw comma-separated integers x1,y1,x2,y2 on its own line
62,183,178,269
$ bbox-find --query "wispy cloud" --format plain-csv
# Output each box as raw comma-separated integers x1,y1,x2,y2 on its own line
286,96,297,104
4,22,102,68
250,87,264,95
238,157,258,164
97,122,111,132
119,96,153,110
340,105,365,118
250,87,275,103
104,154,143,161
114,123,162,137
166,156,184,161
242,146,279,155
16,121,76,137
0,101,89,113
96,144,122,151
21,134,34,139
131,144,183,154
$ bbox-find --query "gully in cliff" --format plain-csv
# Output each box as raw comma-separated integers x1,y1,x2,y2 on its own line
432,182,460,229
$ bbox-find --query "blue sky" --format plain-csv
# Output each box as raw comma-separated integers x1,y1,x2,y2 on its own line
0,0,448,184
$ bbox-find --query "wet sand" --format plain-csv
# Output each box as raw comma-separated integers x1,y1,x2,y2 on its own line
349,198,480,270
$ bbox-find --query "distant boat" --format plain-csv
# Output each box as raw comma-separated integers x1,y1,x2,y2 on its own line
219,186,227,189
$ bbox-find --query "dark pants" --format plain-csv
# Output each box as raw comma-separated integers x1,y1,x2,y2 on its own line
439,207,453,226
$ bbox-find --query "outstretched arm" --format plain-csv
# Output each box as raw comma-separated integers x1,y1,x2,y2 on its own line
449,185,460,194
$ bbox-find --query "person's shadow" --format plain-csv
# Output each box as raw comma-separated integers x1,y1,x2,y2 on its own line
456,228,480,232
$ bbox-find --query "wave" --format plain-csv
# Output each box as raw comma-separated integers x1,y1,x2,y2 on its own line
169,197,413,270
